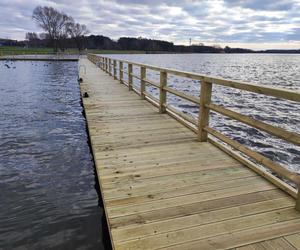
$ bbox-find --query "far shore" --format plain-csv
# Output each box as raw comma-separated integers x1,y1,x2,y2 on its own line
1,46,300,56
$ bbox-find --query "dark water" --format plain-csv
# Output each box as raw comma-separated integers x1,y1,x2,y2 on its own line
0,61,110,250
108,54,300,175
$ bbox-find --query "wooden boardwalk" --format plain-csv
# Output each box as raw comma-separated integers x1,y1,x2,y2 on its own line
79,58,300,250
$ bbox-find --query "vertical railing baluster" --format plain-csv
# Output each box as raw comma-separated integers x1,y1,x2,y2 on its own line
159,71,167,113
198,80,212,141
140,66,146,99
119,61,123,84
128,64,133,91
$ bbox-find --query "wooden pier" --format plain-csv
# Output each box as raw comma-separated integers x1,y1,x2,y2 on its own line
79,55,300,249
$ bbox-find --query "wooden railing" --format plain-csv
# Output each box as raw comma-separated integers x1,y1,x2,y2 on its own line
87,53,300,210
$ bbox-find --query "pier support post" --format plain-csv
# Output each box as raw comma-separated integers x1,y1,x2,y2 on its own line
119,62,123,84
140,66,146,99
198,80,212,141
113,60,117,80
159,71,167,113
128,64,133,91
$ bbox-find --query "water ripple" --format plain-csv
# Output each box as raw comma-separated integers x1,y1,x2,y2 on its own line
0,61,107,250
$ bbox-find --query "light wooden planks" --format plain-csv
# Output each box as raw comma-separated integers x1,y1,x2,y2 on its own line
80,58,300,250
285,233,300,249
234,237,297,249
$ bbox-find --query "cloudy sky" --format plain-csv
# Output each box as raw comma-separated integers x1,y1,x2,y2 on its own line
1,0,300,50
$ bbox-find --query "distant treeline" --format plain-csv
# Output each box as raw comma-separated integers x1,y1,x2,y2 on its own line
1,36,300,54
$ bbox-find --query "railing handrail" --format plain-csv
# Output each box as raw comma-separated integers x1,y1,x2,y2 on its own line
92,54,300,102
87,53,300,210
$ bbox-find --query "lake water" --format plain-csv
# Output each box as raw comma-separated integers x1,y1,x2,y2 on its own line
108,54,300,175
0,61,110,250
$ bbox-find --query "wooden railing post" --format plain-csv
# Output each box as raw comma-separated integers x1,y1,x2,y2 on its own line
101,57,104,70
128,64,133,91
296,198,300,212
159,71,167,113
198,80,212,141
296,184,300,211
113,60,117,80
105,58,108,72
140,66,146,99
119,61,123,84
109,59,112,76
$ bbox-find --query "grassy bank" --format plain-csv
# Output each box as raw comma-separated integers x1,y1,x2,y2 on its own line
0,46,146,56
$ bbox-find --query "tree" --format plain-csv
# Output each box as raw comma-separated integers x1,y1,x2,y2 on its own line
68,22,89,51
25,32,39,47
32,6,72,52
26,32,38,41
39,33,49,40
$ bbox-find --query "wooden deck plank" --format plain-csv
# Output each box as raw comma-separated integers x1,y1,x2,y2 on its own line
235,237,297,249
107,183,277,218
285,233,300,249
109,190,286,229
79,58,300,250
113,197,294,242
160,219,300,250
104,176,267,202
116,208,300,249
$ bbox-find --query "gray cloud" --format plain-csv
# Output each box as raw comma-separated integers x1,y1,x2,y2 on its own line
0,0,299,49
224,0,296,10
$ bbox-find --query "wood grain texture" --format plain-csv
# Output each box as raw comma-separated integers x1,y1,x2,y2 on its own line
81,57,300,250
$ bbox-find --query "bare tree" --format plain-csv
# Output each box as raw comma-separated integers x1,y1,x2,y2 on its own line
68,22,89,51
26,32,39,47
32,6,72,52
39,33,49,40
26,32,38,40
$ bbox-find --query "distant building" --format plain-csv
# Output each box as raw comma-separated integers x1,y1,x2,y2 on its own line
0,40,6,46
0,38,19,46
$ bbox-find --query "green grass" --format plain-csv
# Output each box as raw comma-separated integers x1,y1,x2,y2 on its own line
0,46,146,56
0,46,54,55
90,49,146,54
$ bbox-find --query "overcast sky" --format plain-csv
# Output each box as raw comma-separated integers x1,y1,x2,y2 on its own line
1,0,300,50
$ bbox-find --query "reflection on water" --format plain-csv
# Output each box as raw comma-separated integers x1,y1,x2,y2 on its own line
0,61,110,250
108,54,300,174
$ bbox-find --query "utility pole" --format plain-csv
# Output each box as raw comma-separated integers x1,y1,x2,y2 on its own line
189,38,192,46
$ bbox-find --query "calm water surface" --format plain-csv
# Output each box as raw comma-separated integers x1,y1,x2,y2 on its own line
0,61,109,250
108,54,300,175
